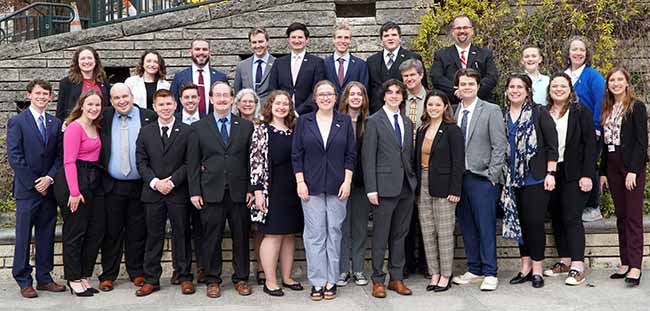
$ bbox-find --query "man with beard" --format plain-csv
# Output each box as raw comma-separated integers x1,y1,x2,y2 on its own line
171,40,228,115
429,15,498,107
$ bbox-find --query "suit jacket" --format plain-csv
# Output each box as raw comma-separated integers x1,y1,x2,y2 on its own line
136,119,193,204
554,105,596,181
455,98,507,184
366,48,428,114
7,109,63,200
415,122,465,197
599,101,648,176
234,54,276,103
170,66,228,114
430,45,499,106
291,111,356,195
323,53,369,101
362,109,416,197
268,53,325,115
56,76,111,120
124,75,171,110
100,106,157,193
188,114,254,203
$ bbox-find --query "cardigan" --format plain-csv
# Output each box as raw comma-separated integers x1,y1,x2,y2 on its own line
572,66,605,133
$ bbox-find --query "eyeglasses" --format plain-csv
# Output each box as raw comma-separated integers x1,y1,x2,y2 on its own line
452,26,473,31
317,93,336,98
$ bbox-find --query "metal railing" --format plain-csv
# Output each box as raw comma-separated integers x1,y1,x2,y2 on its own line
89,0,218,27
0,2,76,44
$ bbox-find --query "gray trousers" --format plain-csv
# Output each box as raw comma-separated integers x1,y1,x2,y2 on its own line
371,181,415,283
302,194,347,287
339,186,370,274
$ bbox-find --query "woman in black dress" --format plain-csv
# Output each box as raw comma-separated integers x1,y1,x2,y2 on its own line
250,90,304,296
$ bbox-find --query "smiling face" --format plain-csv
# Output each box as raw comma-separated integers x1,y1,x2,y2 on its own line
347,85,364,110
288,30,308,53
521,47,543,73
237,93,257,119
82,94,103,121
607,70,629,97
27,85,52,112
426,95,447,122
401,67,423,92
569,39,587,68
180,88,199,114
451,16,474,46
506,78,529,106
333,29,352,55
153,95,177,124
549,76,571,104
381,28,401,52
249,33,269,58
457,75,479,102
383,84,403,111
190,40,210,67
210,83,233,115
78,49,96,75
315,84,336,112
110,84,134,115
143,52,160,77
271,94,291,121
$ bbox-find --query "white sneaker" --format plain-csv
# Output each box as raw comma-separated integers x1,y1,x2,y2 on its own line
336,272,350,286
452,272,484,285
582,208,603,222
352,272,369,286
480,276,499,291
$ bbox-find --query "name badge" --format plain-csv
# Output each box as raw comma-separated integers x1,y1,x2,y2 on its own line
608,145,615,152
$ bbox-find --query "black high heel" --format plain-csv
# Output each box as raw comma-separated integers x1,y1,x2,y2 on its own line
610,267,631,279
625,272,642,287
67,281,93,297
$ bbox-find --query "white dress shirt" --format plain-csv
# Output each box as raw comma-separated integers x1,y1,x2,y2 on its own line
455,43,472,68
564,64,585,85
192,63,211,113
181,109,200,125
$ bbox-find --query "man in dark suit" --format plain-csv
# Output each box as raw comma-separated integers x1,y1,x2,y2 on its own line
323,21,369,106
134,89,196,296
234,27,276,104
269,22,325,115
429,15,499,106
367,22,428,114
170,39,228,115
362,80,417,298
7,80,66,298
175,83,207,125
98,83,157,292
188,81,254,298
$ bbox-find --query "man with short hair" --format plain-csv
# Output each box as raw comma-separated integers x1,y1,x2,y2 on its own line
175,83,206,125
188,81,255,298
269,22,325,114
170,40,228,115
234,27,276,104
323,21,369,105
7,79,65,298
98,83,157,292
135,89,196,296
367,21,428,114
430,15,498,106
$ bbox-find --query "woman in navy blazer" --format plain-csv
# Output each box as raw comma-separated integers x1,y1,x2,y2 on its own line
292,80,355,300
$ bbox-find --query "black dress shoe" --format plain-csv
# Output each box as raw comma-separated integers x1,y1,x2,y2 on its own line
510,271,532,284
610,267,631,279
434,280,451,292
282,281,304,291
263,284,284,297
625,272,642,286
531,274,544,288
426,284,437,291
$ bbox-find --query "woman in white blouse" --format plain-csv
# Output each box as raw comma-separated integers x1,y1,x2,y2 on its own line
124,50,171,110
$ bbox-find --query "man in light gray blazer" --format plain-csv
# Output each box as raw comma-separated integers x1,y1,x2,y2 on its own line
234,27,276,104
450,68,506,292
363,79,417,298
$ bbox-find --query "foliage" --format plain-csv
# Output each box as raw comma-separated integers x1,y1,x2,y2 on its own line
0,135,14,213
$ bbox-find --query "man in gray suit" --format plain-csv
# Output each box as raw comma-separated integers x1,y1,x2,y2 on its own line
363,79,416,298
234,27,276,104
449,68,506,292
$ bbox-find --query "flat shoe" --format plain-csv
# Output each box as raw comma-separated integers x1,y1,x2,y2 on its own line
282,282,304,291
531,275,544,288
510,271,532,284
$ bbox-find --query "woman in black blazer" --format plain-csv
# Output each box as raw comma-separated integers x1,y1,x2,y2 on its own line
502,74,558,289
599,67,648,286
415,90,464,292
544,72,596,286
56,46,111,121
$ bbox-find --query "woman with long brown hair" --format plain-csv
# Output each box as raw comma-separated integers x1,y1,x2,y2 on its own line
599,67,647,286
124,49,170,110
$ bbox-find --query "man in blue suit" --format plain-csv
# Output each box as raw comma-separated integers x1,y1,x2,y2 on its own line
7,79,65,298
269,22,325,115
170,39,228,115
323,22,369,108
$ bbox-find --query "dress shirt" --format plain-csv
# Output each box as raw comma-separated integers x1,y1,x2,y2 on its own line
564,64,585,86
181,109,200,125
383,47,401,67
214,111,232,136
457,97,477,168
333,52,350,77
455,43,472,67
406,87,426,128
252,52,271,87
192,63,211,113
28,106,54,183
553,111,569,163
149,117,176,190
108,106,141,180
528,72,550,106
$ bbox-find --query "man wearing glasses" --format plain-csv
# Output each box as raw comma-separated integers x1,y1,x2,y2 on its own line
429,15,498,107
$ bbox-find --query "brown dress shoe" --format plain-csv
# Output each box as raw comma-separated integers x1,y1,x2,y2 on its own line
135,283,160,297
170,271,180,285
372,281,386,298
388,280,412,295
20,287,38,298
99,280,113,292
197,269,206,284
234,281,252,296
133,276,145,287
36,282,66,292
181,281,195,295
206,283,221,298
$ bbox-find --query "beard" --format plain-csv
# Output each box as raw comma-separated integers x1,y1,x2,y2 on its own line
191,54,210,67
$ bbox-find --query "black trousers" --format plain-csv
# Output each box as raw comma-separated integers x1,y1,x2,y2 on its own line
172,206,204,272
549,163,588,261
99,179,146,281
201,189,250,284
404,204,427,274
515,183,550,261
143,200,192,285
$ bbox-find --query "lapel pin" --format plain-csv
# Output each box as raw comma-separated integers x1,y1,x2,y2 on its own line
234,121,239,125
174,128,180,132
438,130,443,133
400,54,405,58
471,51,477,54
336,123,341,128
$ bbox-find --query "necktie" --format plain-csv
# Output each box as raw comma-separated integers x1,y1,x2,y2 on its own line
393,113,402,148
37,115,47,145
119,115,131,176
460,110,469,142
408,97,418,143
337,57,345,86
161,126,169,148
255,59,264,90
386,52,394,69
219,118,229,145
197,68,206,114
291,55,301,85
460,50,467,68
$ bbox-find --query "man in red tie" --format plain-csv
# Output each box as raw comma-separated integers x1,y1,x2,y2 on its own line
170,40,228,115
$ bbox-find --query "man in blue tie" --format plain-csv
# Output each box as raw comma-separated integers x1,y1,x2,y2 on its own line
7,79,65,298
234,27,276,105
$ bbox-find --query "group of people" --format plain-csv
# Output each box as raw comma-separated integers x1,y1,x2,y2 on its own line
7,15,647,301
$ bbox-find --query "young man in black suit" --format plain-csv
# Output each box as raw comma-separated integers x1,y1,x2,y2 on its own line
135,89,196,297
429,15,499,106
367,21,428,114
188,81,255,298
269,22,325,115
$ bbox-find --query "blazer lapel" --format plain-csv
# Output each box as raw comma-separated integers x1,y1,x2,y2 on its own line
465,100,483,144
163,119,182,154
261,56,274,84
566,107,577,144
343,56,356,85
226,116,242,149
466,45,479,70
378,111,401,149
325,114,344,150
244,57,254,87
305,114,325,151
295,55,311,86
207,115,226,149
449,46,463,71
44,114,56,146
25,111,45,146
431,122,447,150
